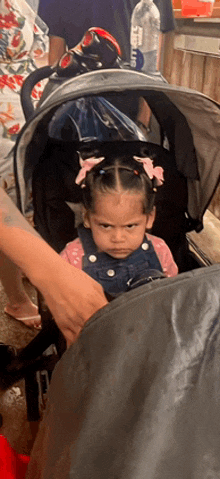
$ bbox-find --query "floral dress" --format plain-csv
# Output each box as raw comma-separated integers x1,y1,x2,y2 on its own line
0,0,48,207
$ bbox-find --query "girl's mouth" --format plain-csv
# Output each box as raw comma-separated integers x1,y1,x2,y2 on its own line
108,249,131,256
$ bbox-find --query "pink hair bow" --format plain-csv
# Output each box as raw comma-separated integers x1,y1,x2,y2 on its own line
133,156,164,186
75,155,105,185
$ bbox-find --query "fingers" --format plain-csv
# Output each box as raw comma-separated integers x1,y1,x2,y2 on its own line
41,267,108,344
62,328,78,347
51,295,108,346
59,320,84,346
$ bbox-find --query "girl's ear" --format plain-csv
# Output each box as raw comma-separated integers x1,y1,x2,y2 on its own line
146,206,156,229
82,207,91,228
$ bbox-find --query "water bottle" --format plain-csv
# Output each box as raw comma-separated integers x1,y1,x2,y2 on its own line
130,0,160,74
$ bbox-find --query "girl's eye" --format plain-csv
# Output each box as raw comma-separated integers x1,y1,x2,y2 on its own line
126,224,136,230
100,224,111,230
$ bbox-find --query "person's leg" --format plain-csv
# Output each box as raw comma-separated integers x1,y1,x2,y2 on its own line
0,251,41,329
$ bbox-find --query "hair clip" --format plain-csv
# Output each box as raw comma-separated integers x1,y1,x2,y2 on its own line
75,154,105,185
133,156,164,186
99,169,105,175
133,170,139,175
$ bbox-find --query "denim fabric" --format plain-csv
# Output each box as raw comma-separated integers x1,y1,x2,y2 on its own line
78,224,162,297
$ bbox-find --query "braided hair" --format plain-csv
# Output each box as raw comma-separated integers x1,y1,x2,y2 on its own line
82,155,158,215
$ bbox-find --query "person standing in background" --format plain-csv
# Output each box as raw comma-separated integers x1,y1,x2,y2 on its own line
0,0,48,328
0,0,48,199
38,0,175,134
38,0,175,66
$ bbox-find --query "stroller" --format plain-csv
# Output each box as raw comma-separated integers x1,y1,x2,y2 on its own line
15,29,220,272
1,28,220,476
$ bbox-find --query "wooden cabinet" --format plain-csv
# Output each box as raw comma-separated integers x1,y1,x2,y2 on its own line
163,3,220,221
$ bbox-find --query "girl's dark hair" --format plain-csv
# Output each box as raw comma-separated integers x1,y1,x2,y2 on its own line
82,155,157,214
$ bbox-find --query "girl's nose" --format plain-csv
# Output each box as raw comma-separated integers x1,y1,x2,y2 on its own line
111,229,125,243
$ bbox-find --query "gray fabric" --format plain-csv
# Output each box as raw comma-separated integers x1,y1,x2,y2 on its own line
165,90,220,221
27,264,220,479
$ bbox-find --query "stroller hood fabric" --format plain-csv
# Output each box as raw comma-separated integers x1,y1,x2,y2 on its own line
27,264,220,479
15,69,220,226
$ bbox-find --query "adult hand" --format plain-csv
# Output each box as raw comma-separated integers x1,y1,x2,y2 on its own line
38,259,108,345
0,187,108,344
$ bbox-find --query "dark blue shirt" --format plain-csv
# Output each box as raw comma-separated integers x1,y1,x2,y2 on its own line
38,0,175,61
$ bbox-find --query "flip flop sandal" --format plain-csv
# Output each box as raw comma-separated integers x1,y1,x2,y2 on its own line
4,308,42,330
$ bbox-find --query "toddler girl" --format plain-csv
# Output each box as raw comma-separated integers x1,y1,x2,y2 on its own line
61,154,178,297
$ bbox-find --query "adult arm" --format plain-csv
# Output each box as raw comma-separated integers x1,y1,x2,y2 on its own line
154,0,175,69
48,35,66,65
38,0,67,65
0,188,108,344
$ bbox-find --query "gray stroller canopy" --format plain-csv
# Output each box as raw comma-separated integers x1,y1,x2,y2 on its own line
15,69,220,227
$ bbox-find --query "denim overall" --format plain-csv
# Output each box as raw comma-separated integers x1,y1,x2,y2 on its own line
78,225,163,297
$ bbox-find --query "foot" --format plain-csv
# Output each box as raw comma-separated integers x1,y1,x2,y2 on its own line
4,301,42,330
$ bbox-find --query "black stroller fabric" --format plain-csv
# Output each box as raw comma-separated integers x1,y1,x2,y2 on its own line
31,97,145,253
32,140,189,272
27,264,220,479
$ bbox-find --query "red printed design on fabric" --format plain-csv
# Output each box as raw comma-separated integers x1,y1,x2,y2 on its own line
0,10,19,30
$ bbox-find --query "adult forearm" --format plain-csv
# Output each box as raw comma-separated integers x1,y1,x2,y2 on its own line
49,35,67,65
0,221,62,287
0,186,43,281
0,188,108,344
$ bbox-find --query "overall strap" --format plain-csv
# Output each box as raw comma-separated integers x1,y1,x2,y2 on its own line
142,236,163,272
77,224,97,256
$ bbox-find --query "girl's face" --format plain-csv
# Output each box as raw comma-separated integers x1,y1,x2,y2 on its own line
84,191,155,259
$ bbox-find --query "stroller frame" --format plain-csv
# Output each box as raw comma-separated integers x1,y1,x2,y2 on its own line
1,67,220,423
